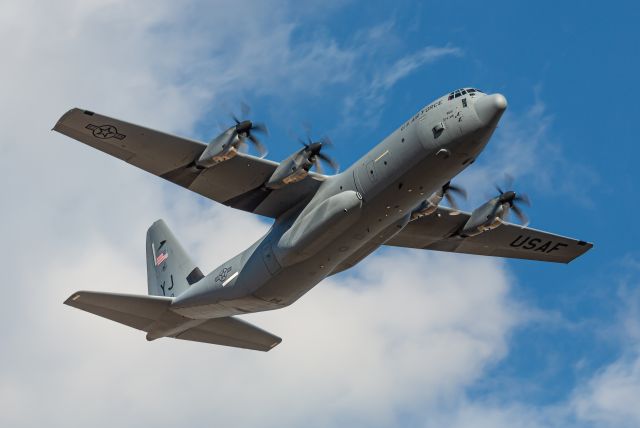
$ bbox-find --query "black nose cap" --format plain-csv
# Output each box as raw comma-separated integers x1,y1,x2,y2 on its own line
474,93,507,125
499,190,516,204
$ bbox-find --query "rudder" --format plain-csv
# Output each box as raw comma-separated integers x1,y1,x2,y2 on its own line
146,219,204,297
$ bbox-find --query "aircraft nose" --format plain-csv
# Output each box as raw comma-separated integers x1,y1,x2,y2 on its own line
474,93,507,125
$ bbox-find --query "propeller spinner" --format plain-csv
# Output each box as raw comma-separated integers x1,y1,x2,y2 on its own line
299,135,339,174
494,180,531,226
229,102,269,158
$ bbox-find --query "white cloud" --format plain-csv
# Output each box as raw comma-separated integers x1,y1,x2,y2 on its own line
572,353,640,427
372,46,463,92
341,43,462,129
568,280,640,428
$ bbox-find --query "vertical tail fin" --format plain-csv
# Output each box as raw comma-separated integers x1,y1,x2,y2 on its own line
146,219,205,297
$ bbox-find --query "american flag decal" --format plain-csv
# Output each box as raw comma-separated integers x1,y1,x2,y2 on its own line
155,251,168,266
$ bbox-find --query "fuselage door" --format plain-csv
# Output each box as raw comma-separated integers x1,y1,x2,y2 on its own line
261,240,281,275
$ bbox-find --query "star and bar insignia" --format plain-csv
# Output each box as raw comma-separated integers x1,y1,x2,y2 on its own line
85,124,126,140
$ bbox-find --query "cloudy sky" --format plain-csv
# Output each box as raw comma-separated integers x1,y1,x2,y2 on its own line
1,0,639,427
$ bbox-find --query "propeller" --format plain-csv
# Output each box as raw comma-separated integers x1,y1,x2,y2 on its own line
298,135,339,174
494,176,530,226
225,102,269,157
441,181,467,211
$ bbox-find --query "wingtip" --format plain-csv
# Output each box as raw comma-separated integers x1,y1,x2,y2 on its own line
578,240,594,252
53,108,78,132
265,337,283,352
63,291,84,306
53,108,91,133
565,240,594,264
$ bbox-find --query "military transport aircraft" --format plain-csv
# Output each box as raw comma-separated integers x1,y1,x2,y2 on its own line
54,88,592,351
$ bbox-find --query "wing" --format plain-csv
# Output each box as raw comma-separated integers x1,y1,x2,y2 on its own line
386,206,592,263
53,108,322,218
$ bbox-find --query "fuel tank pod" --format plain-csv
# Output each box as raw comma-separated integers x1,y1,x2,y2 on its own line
275,190,363,266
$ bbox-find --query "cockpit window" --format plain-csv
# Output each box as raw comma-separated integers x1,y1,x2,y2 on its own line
449,88,483,100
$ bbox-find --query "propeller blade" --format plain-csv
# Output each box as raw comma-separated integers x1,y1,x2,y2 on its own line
511,203,529,226
441,181,466,211
302,121,313,136
319,136,334,148
236,138,249,153
313,158,325,174
316,151,339,172
447,183,468,199
444,192,459,211
247,134,268,158
515,193,531,206
240,101,251,118
504,173,514,190
251,122,269,135
495,173,515,195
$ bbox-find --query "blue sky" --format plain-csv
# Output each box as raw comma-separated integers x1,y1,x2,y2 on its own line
2,0,639,427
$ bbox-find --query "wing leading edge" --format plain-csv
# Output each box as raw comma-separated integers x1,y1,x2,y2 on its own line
53,108,322,218
386,206,592,263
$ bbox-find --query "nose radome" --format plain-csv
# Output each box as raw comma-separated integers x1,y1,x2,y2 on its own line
474,93,508,125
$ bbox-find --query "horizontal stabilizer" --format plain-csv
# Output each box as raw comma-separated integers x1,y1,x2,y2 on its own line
64,291,281,351
65,291,172,331
175,317,281,351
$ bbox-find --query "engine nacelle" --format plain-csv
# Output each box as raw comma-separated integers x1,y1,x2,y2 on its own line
410,193,443,220
266,152,313,189
410,181,466,221
459,200,508,237
195,129,238,169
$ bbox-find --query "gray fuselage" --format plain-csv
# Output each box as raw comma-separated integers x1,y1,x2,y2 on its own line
171,90,507,319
